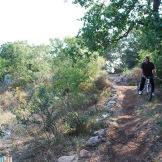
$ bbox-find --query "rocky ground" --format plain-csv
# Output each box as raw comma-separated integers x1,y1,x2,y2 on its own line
1,74,162,162
57,74,162,162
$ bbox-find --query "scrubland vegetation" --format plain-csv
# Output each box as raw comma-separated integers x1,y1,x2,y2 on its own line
0,0,161,161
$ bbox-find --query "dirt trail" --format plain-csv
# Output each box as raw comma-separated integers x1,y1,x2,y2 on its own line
97,77,162,162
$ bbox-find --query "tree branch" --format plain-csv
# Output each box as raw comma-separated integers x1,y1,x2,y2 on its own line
113,22,135,43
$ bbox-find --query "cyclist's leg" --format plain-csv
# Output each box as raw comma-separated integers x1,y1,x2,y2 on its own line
139,76,146,91
150,77,154,93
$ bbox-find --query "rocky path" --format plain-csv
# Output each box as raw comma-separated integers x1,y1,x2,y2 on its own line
103,85,159,161
78,76,162,162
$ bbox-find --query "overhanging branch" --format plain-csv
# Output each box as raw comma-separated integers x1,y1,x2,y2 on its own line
113,22,135,43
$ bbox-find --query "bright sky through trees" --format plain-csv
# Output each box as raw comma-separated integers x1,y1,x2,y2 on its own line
0,0,84,45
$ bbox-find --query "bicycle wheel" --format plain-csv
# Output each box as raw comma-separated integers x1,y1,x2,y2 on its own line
137,81,141,93
146,83,152,101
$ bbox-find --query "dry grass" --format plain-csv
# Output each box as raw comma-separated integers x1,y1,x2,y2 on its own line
123,67,141,81
94,75,111,91
0,111,16,125
0,87,28,111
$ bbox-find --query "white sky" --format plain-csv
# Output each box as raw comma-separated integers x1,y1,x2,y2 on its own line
0,0,85,45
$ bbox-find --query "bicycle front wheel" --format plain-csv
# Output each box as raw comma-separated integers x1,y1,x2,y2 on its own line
146,84,152,101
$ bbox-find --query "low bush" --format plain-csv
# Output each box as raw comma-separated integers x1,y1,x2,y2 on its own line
94,75,110,91
65,112,89,134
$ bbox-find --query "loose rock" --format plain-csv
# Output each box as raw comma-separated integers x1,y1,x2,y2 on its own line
93,129,106,138
4,74,12,85
58,154,78,162
86,136,102,147
106,100,116,109
79,149,91,158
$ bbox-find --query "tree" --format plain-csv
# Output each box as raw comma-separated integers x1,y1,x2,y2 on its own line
0,42,52,84
50,37,96,63
72,0,162,73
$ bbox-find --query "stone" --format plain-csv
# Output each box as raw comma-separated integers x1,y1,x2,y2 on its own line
115,77,122,83
102,113,109,119
86,136,102,147
93,129,106,137
106,100,116,109
79,149,91,158
108,100,116,105
107,121,119,128
96,118,102,122
110,96,118,101
58,155,78,162
4,74,12,85
3,129,11,139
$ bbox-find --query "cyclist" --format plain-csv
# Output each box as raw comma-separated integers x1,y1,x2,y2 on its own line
138,56,157,95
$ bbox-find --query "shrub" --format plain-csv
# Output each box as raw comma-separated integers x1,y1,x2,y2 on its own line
0,57,6,80
12,39,110,153
0,42,52,87
94,75,110,91
123,67,141,80
65,112,89,134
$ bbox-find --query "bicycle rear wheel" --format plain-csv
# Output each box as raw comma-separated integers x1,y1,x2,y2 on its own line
137,81,141,93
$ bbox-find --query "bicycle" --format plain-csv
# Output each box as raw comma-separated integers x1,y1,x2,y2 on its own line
145,77,153,101
138,76,153,101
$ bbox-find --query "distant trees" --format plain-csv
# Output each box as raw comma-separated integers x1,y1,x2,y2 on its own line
0,42,51,84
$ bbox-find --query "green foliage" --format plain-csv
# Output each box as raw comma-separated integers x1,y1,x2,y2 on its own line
0,42,52,86
152,49,162,76
74,0,153,52
72,0,162,73
50,37,95,62
65,112,89,133
14,84,62,139
51,38,106,96
72,0,93,7
0,0,161,159
12,38,108,140
53,56,100,95
138,50,153,63
0,58,6,79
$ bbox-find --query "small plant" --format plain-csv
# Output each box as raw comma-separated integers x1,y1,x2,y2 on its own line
65,112,89,134
157,120,162,127
0,128,4,137
94,75,110,91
